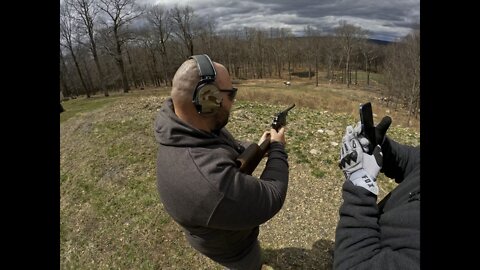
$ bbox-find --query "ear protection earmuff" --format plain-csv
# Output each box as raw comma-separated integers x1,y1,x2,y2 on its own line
190,54,223,114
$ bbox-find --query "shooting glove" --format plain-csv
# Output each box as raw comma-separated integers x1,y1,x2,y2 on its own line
352,116,392,152
339,125,383,195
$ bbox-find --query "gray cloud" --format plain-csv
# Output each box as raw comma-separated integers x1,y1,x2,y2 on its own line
150,0,419,41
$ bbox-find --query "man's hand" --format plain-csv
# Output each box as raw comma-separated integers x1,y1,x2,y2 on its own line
353,116,392,153
270,127,286,145
339,125,383,195
258,131,271,145
339,125,362,179
374,116,392,146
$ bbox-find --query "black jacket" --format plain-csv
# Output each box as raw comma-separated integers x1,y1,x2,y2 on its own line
154,98,289,263
334,137,420,269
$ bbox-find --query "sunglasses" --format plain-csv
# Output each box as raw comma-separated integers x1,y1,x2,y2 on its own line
219,87,238,100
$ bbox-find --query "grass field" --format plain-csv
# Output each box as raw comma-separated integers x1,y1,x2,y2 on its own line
60,79,419,269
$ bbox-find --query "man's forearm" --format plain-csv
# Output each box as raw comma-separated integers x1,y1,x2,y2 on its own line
334,181,381,269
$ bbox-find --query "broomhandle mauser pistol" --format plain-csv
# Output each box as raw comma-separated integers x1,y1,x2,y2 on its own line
359,102,376,155
271,103,295,132
236,104,295,175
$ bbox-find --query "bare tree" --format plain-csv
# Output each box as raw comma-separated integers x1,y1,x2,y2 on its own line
60,49,72,97
60,1,91,97
304,25,323,86
242,27,261,79
254,29,267,79
171,5,195,58
408,31,420,119
78,46,96,91
267,28,283,78
146,4,172,86
383,30,420,122
135,24,161,86
124,45,137,87
335,21,367,87
281,28,293,80
402,31,420,119
196,16,217,55
97,0,142,93
215,28,245,79
358,37,379,86
69,0,109,96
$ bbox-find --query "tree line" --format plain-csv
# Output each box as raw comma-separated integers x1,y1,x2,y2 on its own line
60,0,419,118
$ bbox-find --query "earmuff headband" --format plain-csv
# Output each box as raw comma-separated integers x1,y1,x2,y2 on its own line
190,54,216,82
189,54,221,114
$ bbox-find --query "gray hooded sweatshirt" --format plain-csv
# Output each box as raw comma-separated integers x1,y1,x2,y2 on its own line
154,98,289,263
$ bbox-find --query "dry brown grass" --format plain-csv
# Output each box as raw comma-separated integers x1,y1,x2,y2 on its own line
235,78,419,132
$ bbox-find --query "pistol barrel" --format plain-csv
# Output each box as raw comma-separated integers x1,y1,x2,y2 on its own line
284,103,295,112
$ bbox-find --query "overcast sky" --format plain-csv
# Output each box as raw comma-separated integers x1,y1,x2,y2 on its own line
138,0,419,42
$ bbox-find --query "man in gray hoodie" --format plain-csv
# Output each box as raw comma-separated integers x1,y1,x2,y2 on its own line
154,54,289,270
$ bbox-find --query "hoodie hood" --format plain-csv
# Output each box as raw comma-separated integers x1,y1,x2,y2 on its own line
154,98,235,148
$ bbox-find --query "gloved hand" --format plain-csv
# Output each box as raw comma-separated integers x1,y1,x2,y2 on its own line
352,116,392,153
339,125,383,195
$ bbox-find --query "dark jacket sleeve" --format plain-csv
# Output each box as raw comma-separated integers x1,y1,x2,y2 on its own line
381,136,420,183
334,136,420,270
207,142,289,230
333,181,419,270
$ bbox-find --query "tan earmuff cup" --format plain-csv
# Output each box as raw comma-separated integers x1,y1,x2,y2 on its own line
198,84,222,113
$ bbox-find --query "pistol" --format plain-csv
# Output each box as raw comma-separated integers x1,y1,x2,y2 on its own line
359,102,376,154
271,104,295,131
236,104,295,175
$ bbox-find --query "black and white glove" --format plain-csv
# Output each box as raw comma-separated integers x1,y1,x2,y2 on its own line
352,116,392,152
339,125,383,195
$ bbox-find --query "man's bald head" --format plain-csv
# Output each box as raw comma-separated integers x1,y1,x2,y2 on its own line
171,58,232,109
171,59,199,106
